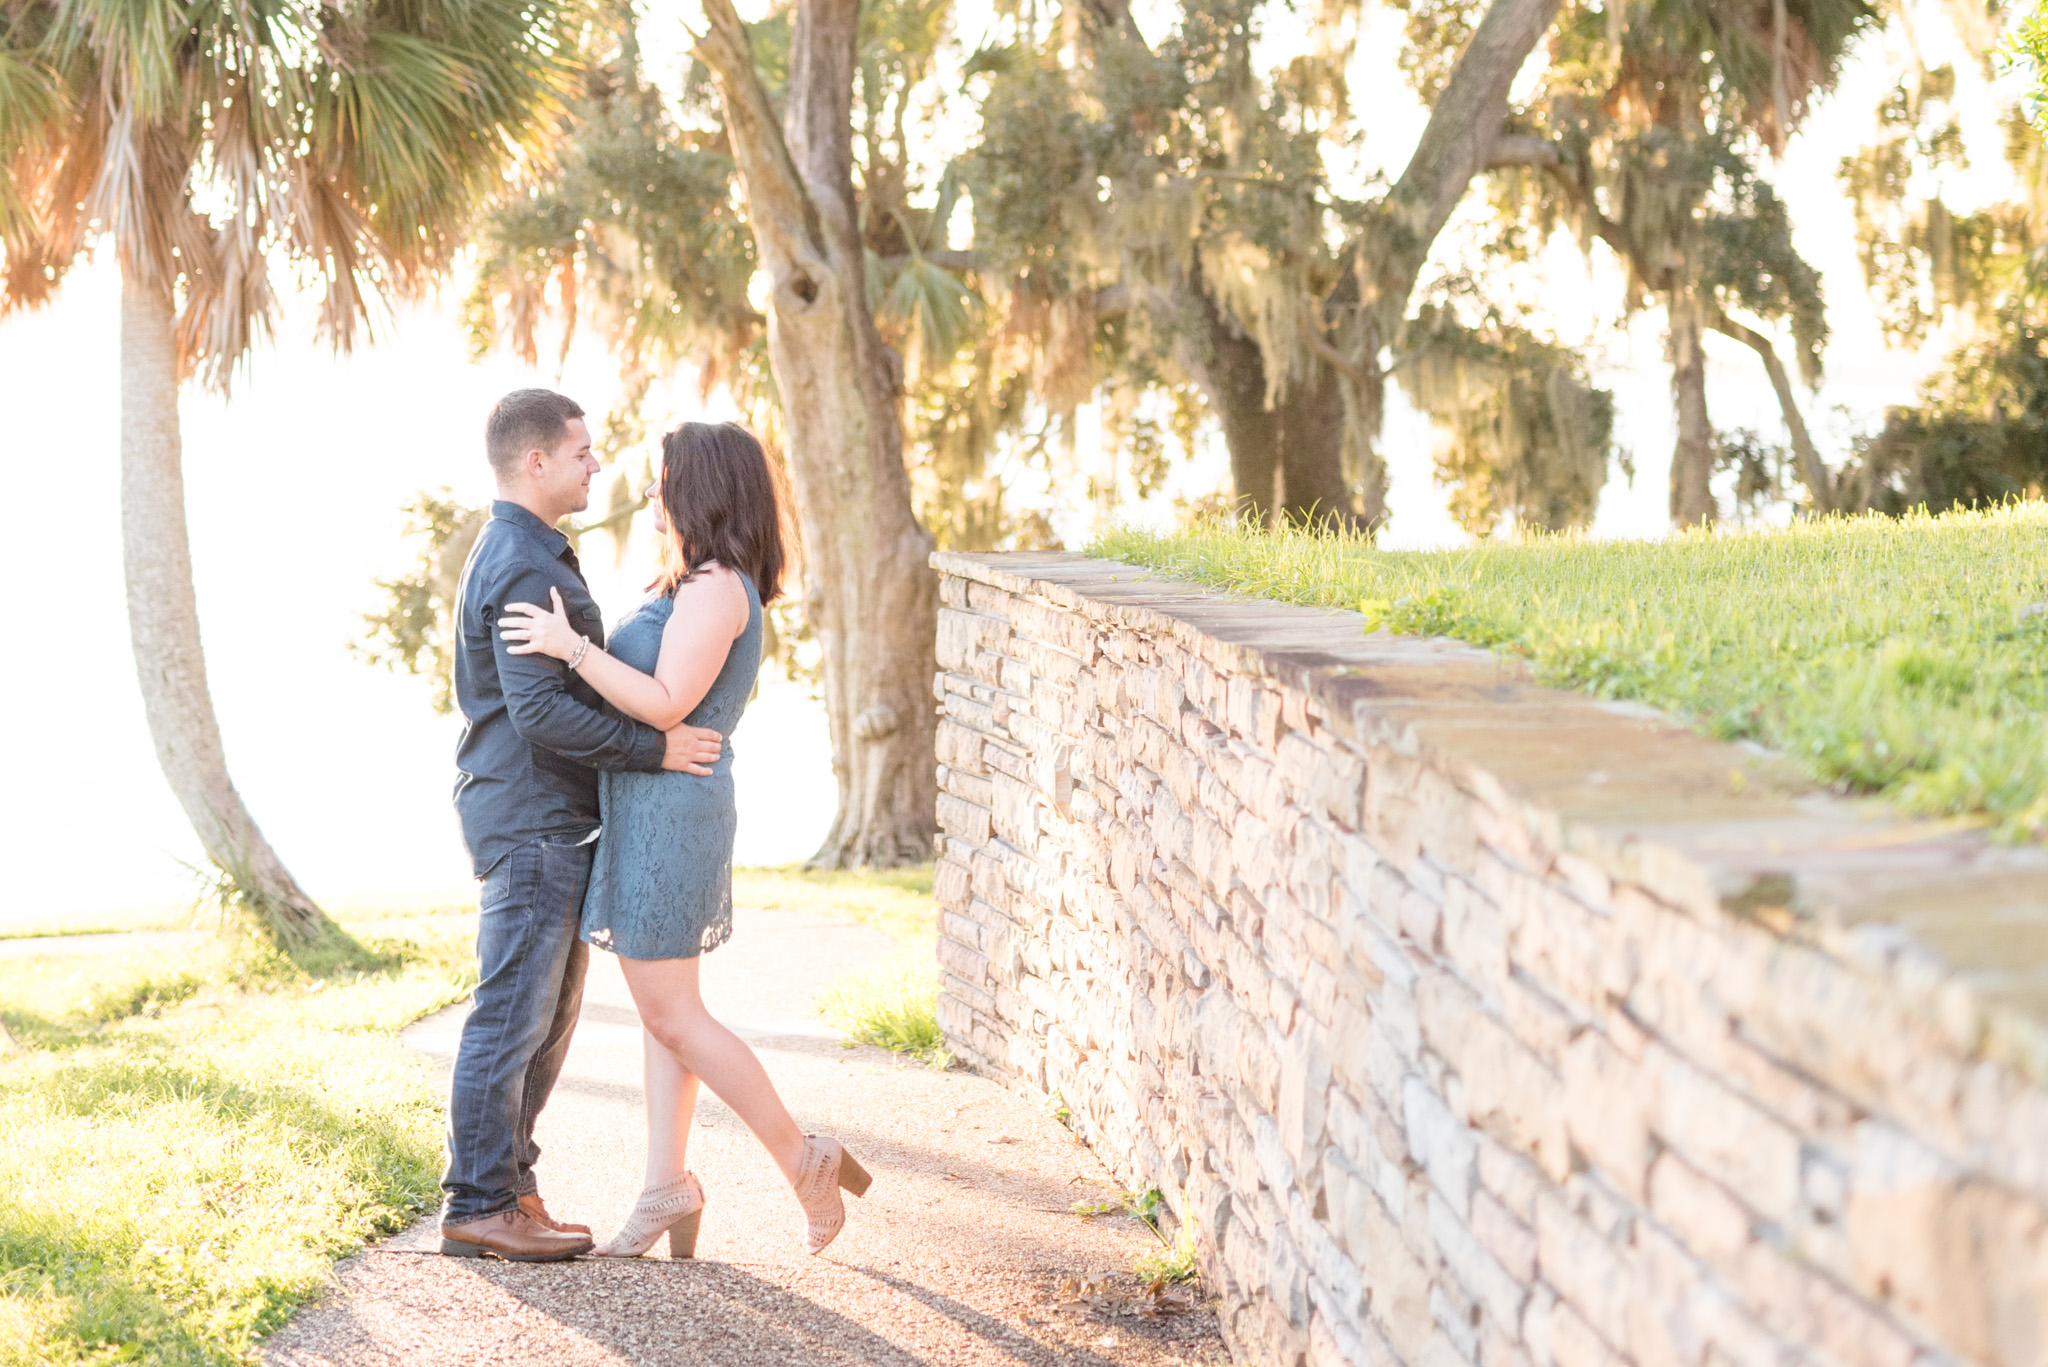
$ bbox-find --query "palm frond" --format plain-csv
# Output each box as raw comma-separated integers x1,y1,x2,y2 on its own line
0,42,58,145
885,253,974,369
7,0,581,381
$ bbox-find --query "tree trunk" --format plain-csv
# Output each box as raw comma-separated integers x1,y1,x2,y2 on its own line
121,271,333,944
1276,346,1356,529
697,0,937,868
1185,283,1280,523
1180,269,1361,528
1667,290,1717,527
1707,306,1834,514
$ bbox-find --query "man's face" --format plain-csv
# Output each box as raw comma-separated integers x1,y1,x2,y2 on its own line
532,417,598,520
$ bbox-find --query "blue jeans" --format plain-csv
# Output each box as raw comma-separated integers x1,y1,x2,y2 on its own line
441,834,593,1224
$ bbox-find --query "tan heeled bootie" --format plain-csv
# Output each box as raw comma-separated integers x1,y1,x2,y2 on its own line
592,1172,706,1258
792,1135,871,1255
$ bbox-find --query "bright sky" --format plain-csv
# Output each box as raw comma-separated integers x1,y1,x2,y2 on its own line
1,258,835,922
0,0,2019,922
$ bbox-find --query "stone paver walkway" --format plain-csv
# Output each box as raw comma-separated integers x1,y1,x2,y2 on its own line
263,907,1226,1367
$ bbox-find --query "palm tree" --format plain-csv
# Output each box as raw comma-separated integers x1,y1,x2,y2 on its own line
0,0,573,947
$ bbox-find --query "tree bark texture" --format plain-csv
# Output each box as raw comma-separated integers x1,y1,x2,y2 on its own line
1275,364,1352,526
1708,306,1834,513
121,273,330,942
1667,290,1717,527
697,0,937,867
1185,286,1279,521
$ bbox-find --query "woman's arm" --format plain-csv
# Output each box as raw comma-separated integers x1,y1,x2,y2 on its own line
480,563,672,772
499,569,749,730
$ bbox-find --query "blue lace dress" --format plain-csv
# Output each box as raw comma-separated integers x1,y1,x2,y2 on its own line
582,571,763,960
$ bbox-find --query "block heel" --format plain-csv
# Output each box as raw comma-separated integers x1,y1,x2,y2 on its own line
440,1237,486,1258
667,1208,702,1259
838,1151,872,1197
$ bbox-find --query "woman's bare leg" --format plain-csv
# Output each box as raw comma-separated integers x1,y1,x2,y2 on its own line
619,954,806,1184
641,1026,701,1188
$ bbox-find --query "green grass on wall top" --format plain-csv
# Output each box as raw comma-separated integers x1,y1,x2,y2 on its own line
1093,505,2048,837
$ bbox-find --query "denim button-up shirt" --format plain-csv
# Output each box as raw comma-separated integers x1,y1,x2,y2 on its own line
452,500,666,875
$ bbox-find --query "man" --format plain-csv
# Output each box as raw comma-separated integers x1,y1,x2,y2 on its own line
440,389,721,1261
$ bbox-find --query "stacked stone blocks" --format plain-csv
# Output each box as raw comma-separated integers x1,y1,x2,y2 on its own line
930,551,2048,1367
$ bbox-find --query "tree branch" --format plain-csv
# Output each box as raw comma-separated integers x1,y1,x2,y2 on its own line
1307,333,1364,381
1532,161,1649,280
694,0,829,276
1076,0,1145,45
1367,0,1565,317
1707,303,1835,512
876,248,981,274
1487,135,1559,169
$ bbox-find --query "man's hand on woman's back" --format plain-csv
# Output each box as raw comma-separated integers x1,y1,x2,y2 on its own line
663,723,722,775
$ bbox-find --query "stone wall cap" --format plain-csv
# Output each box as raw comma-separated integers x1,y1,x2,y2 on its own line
932,549,2048,1082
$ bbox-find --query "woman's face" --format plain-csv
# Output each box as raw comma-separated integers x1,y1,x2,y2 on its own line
646,472,668,536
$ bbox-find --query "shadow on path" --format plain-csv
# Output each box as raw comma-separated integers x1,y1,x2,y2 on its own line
263,907,1226,1367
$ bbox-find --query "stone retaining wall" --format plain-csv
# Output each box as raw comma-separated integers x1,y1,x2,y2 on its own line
930,551,2048,1367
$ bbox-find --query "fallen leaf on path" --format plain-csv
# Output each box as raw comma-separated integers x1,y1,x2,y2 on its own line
1142,1278,1198,1316
1052,1273,1114,1305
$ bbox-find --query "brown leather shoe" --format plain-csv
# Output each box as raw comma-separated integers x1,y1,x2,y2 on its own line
519,1193,591,1236
440,1207,592,1262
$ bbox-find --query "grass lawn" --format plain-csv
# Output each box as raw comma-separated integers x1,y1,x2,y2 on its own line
731,864,953,1067
1,865,940,1364
1095,505,2048,836
732,863,936,944
0,920,474,1366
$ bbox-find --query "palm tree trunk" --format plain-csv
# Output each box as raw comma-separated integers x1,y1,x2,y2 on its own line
121,270,333,943
1667,289,1717,527
697,0,937,867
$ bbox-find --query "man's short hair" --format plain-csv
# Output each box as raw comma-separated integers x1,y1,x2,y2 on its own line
485,389,586,475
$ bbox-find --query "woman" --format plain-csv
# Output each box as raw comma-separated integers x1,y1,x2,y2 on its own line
498,421,869,1259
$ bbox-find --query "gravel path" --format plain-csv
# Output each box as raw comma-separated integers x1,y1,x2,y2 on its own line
263,907,1226,1367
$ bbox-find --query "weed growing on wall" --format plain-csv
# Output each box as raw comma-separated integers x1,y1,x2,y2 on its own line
1073,1188,1202,1284
1096,505,2048,837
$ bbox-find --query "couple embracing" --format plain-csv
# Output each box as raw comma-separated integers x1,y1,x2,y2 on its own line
437,388,868,1262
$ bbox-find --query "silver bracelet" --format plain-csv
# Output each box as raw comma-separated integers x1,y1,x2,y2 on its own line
567,635,590,669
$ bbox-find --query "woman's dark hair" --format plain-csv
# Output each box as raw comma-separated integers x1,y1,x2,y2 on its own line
650,421,787,604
